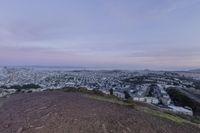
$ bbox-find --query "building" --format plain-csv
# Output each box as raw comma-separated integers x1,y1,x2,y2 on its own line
133,97,159,104
113,91,125,99
168,105,193,116
133,97,145,102
145,97,159,104
100,89,110,95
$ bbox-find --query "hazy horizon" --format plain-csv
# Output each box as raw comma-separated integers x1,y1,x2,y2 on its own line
0,65,198,71
1,0,200,70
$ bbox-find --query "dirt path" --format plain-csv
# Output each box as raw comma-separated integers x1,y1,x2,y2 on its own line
0,91,199,133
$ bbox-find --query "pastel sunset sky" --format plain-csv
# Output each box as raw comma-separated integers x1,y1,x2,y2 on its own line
0,0,200,70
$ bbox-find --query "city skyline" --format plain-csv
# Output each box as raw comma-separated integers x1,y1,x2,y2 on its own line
0,0,200,70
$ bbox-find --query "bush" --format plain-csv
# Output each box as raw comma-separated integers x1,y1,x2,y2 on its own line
109,89,113,95
194,81,200,90
10,85,21,90
9,84,41,90
27,90,33,93
22,84,40,89
167,88,200,116
16,88,21,92
124,91,131,99
63,87,105,96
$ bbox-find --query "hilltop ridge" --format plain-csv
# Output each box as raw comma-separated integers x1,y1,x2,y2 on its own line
0,90,199,133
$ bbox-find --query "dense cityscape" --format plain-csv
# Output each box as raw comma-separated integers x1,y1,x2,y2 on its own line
1,0,200,132
1,66,200,116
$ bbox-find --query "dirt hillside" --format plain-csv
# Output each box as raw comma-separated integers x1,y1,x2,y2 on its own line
0,91,199,133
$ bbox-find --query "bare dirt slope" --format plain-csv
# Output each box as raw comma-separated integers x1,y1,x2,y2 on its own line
0,91,199,133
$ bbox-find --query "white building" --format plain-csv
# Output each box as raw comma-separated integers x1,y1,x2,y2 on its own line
168,105,193,116
145,97,159,104
133,97,159,104
113,91,125,99
100,90,110,95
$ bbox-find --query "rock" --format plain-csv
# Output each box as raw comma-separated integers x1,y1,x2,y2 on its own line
16,127,23,133
35,126,45,130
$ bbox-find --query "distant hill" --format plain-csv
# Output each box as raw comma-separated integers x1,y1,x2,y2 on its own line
189,69,200,73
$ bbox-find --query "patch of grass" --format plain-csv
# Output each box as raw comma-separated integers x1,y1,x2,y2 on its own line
167,88,200,116
63,87,105,96
138,106,197,124
165,112,200,124
62,87,200,127
157,112,189,123
62,87,136,108
85,94,135,108
87,92,197,125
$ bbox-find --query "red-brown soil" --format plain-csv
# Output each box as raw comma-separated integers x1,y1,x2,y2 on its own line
0,91,199,133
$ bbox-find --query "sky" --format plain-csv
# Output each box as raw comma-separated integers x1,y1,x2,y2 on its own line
0,0,200,70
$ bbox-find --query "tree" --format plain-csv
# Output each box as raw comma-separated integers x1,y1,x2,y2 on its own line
124,91,131,99
109,89,113,95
